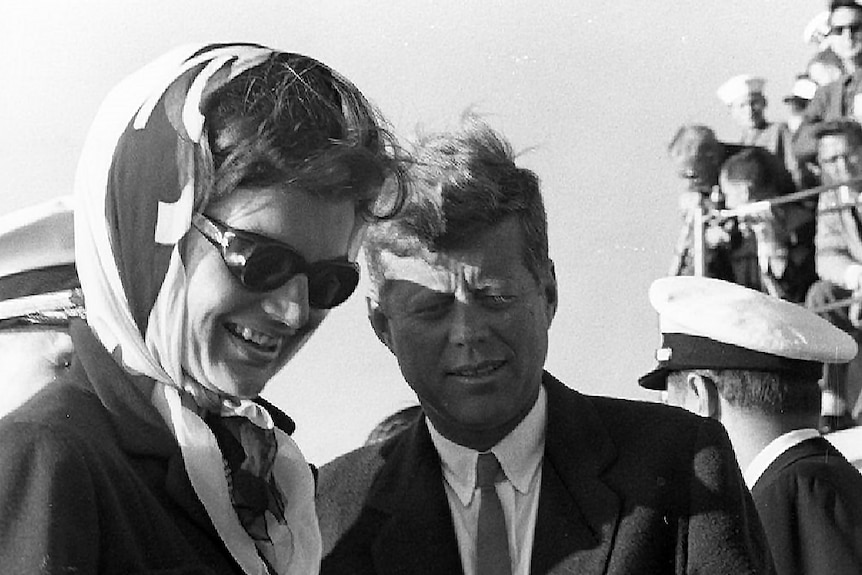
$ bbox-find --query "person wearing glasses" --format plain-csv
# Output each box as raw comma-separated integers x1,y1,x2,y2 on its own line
317,118,774,575
0,196,81,418
804,119,862,434
0,44,404,575
795,1,862,164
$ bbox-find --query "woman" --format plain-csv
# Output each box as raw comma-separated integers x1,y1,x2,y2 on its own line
0,44,403,574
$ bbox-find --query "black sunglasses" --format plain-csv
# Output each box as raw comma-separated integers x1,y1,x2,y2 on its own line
191,214,359,309
832,23,862,35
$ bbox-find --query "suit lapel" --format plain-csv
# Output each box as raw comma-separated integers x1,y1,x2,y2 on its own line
367,421,464,575
531,374,621,575
363,374,622,575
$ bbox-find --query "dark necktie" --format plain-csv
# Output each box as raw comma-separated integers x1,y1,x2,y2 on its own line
476,452,512,575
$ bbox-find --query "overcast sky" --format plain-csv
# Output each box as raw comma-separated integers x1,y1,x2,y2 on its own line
1,0,820,463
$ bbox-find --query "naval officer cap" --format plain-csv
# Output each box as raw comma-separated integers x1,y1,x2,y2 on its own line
0,196,82,325
639,277,857,390
716,74,766,106
783,75,818,103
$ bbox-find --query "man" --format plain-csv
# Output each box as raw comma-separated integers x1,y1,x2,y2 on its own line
640,275,862,575
709,147,816,303
783,75,818,136
804,118,862,429
317,119,775,574
795,1,862,163
717,75,789,152
785,75,821,190
667,124,745,276
0,196,81,417
807,48,846,89
716,75,799,189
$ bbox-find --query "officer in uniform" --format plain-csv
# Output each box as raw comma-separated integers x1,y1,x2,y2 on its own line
0,196,82,417
640,276,862,575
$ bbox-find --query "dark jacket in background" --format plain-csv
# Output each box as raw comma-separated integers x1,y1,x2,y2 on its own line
751,436,862,575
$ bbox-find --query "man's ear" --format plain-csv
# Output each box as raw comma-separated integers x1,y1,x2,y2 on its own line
544,261,558,323
686,373,720,419
366,296,394,352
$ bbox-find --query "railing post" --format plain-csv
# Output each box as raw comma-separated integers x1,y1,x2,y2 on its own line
692,205,705,276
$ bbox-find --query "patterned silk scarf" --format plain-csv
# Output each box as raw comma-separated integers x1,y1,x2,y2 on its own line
74,43,321,574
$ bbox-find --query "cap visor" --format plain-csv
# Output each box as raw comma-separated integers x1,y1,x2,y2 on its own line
638,366,670,390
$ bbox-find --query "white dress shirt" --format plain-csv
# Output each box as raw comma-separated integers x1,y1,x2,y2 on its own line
427,386,546,575
743,428,821,489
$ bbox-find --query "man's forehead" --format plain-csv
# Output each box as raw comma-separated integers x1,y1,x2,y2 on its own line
831,6,862,25
379,249,483,293
818,133,852,150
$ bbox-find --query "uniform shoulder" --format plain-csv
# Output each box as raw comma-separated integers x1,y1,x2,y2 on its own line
789,442,862,490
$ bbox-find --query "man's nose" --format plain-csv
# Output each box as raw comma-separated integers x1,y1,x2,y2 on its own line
261,274,310,330
832,156,853,178
448,300,489,345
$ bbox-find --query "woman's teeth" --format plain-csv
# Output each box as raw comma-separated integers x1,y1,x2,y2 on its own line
228,323,279,351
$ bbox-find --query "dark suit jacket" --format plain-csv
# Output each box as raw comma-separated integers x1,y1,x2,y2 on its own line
317,373,774,574
0,320,296,574
751,436,862,575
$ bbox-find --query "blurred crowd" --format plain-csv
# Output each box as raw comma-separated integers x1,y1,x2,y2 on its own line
668,1,862,438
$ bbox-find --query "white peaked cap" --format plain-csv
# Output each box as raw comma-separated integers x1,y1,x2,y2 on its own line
803,11,831,45
0,196,75,280
639,277,857,390
788,76,818,101
716,74,766,105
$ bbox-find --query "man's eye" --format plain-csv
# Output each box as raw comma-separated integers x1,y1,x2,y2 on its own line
479,293,517,307
409,296,453,317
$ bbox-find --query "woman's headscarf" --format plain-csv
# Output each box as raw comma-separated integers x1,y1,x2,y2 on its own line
74,44,322,575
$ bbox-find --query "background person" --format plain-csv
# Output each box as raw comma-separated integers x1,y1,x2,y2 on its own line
640,275,862,575
784,74,822,190
704,147,816,303
317,118,774,575
806,47,847,88
0,43,404,574
804,118,862,430
784,75,819,136
666,124,745,276
795,1,862,164
0,196,80,417
716,74,798,188
717,75,791,152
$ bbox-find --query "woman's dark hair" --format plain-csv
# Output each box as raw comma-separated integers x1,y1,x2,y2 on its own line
200,50,405,220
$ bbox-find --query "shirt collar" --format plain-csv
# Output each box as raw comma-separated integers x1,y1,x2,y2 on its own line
427,385,547,506
743,428,820,489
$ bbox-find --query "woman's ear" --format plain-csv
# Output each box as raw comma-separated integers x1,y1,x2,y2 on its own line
366,297,393,351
